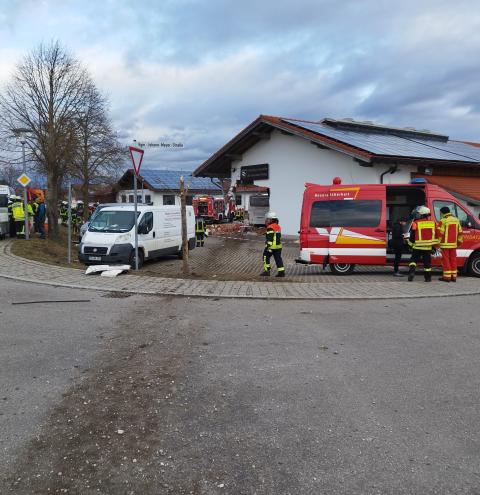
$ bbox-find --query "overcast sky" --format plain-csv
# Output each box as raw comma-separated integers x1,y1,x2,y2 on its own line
1,0,480,170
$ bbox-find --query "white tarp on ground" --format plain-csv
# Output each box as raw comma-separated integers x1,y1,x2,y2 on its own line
85,265,131,276
100,269,125,277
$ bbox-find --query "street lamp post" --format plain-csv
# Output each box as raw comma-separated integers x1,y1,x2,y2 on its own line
12,128,31,240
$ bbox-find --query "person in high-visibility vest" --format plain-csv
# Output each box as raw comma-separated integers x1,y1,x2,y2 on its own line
405,205,437,282
11,196,27,238
436,206,463,282
260,211,285,277
195,217,206,247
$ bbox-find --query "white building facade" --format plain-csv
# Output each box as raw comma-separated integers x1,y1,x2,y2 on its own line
229,130,415,235
195,116,480,236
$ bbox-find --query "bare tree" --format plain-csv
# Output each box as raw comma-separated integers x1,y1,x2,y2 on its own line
0,41,92,237
0,163,22,188
70,84,126,219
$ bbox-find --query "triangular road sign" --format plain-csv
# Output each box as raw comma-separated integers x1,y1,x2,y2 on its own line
129,146,144,177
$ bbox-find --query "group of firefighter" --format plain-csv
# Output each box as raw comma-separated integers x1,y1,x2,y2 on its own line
392,204,462,282
8,194,46,239
58,200,97,237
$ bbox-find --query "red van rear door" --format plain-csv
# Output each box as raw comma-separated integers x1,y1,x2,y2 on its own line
299,185,330,264
328,185,387,265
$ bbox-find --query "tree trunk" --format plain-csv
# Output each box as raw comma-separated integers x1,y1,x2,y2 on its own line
180,176,189,275
46,171,59,238
81,180,89,220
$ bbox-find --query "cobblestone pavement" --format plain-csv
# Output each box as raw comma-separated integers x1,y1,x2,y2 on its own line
2,238,480,300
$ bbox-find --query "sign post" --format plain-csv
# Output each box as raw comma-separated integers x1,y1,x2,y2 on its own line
17,172,31,240
128,146,145,270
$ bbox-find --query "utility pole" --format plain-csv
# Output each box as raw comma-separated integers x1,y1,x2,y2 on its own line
12,128,31,240
67,182,72,264
180,175,189,275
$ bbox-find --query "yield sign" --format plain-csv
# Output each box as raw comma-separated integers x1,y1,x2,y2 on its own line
17,173,31,187
129,146,144,177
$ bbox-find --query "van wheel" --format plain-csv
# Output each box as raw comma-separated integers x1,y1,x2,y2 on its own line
330,263,355,275
129,249,144,269
467,252,480,277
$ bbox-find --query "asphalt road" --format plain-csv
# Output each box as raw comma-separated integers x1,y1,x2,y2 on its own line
1,278,480,494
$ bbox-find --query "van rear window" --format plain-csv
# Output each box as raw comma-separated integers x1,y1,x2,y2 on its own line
310,200,382,228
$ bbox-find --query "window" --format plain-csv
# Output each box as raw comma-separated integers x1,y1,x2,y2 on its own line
186,195,193,206
433,200,475,228
163,195,175,205
310,200,382,228
310,202,330,228
138,211,153,233
145,194,151,204
235,194,242,206
128,194,134,203
121,195,127,203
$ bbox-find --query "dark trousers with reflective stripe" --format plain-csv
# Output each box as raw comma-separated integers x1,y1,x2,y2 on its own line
196,232,205,247
409,249,432,280
263,248,284,273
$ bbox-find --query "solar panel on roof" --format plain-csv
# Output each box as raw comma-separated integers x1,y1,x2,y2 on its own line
140,169,222,190
281,119,479,163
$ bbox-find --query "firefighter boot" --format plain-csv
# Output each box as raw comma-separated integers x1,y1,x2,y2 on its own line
407,265,415,282
260,270,270,277
424,271,432,282
276,272,285,278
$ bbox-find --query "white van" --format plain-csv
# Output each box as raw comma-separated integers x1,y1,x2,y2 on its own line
0,185,13,239
78,204,196,267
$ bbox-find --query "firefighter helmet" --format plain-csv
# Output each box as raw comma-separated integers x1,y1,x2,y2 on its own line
265,211,278,220
413,205,431,218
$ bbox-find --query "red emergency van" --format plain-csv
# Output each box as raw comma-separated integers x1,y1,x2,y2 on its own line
298,178,480,276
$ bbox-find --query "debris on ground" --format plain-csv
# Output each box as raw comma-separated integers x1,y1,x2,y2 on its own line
85,265,131,276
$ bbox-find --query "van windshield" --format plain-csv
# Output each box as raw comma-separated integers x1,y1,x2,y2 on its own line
89,210,139,233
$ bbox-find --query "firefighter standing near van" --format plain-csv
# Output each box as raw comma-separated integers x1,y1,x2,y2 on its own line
436,206,463,282
195,217,206,247
405,206,437,282
261,211,285,277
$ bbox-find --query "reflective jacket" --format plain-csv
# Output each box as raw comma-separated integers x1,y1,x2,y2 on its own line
436,213,463,248
195,219,205,233
11,201,25,221
266,222,282,250
408,219,436,250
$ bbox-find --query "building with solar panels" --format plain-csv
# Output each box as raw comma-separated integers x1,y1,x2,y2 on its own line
115,169,224,206
193,116,480,235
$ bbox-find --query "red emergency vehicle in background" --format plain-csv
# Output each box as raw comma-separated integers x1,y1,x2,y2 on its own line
298,177,480,276
192,195,236,223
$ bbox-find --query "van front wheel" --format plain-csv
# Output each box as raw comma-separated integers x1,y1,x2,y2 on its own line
129,249,144,269
330,263,355,275
467,252,480,277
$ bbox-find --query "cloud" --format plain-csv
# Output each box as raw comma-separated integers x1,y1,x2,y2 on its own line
1,0,480,170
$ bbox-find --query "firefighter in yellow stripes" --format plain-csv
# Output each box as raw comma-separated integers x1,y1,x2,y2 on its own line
195,217,206,247
260,211,285,277
406,205,437,282
436,206,463,282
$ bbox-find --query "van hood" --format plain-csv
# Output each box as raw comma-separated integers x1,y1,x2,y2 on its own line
82,230,131,245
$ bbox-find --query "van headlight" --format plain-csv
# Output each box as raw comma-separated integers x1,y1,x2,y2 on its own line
116,234,131,243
